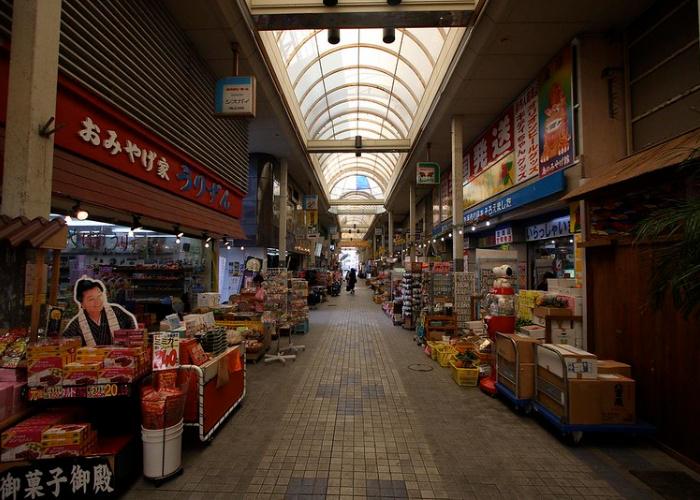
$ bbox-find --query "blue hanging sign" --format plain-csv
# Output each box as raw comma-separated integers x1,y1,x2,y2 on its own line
463,170,566,223
215,76,256,117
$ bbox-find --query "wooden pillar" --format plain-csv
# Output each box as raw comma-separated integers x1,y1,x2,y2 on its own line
49,249,61,305
30,249,46,340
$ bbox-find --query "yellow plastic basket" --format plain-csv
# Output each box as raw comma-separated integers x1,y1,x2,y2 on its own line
436,345,456,367
427,341,442,361
450,360,479,387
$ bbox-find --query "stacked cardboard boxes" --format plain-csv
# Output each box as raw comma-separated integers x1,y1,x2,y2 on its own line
535,344,635,425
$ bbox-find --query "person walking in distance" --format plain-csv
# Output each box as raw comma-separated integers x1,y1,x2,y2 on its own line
346,268,357,295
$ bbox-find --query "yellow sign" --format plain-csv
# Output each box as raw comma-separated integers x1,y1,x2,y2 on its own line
306,210,318,226
463,152,515,209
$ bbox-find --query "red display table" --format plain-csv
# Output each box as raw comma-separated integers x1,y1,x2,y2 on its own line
180,346,245,442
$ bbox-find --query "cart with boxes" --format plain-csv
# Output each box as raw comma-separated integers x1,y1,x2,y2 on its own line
495,333,540,412
532,344,654,443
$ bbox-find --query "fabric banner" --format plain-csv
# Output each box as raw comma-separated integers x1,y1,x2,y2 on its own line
463,107,515,180
514,82,540,183
538,46,574,177
463,152,515,210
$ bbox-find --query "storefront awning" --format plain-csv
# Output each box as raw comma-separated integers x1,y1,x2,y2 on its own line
52,149,246,240
0,216,68,249
563,127,700,201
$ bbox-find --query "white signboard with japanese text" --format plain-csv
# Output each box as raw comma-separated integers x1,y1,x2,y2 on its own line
215,76,256,117
526,216,571,241
495,227,514,245
0,458,115,498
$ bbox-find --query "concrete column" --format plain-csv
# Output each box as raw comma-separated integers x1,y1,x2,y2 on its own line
1,0,62,219
387,211,394,256
409,182,416,262
451,115,464,272
278,158,288,269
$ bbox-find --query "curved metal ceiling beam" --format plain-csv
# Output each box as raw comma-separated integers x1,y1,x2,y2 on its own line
324,162,392,186
309,107,408,138
398,29,436,66
303,84,414,125
291,43,428,91
315,114,401,140
326,167,390,189
322,154,396,177
307,98,412,137
339,191,377,201
298,67,421,111
320,126,397,141
329,174,385,196
283,29,436,70
283,29,321,66
324,158,393,179
319,153,396,178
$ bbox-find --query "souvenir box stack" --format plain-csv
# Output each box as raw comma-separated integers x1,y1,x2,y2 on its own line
454,272,476,333
263,272,289,325
1,408,94,462
289,279,309,327
401,272,422,329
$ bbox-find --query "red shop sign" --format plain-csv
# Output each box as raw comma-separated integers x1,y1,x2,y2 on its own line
0,52,243,218
462,106,515,181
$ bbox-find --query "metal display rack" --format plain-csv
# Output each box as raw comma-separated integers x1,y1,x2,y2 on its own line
263,269,305,363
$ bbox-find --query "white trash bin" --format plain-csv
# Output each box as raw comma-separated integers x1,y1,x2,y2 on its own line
141,419,184,480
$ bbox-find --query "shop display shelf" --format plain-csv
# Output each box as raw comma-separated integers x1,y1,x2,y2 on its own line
530,400,656,445
26,375,147,401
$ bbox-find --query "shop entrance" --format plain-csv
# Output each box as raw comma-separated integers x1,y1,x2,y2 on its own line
529,236,575,289
53,215,206,329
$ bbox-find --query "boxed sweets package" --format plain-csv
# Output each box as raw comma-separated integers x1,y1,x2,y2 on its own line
63,362,102,386
1,409,79,462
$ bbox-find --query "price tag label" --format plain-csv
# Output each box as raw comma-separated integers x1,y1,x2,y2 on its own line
153,333,179,371
45,386,65,399
86,384,119,398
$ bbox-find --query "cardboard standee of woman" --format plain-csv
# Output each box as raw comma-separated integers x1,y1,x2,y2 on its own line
62,276,138,346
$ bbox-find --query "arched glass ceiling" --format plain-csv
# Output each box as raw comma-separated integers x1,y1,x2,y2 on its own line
330,175,383,199
339,213,375,239
317,152,400,196
266,27,461,198
278,28,443,143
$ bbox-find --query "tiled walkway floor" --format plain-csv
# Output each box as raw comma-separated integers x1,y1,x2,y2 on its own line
125,286,698,499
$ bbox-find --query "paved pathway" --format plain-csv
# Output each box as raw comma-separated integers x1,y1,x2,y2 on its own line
126,285,697,499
